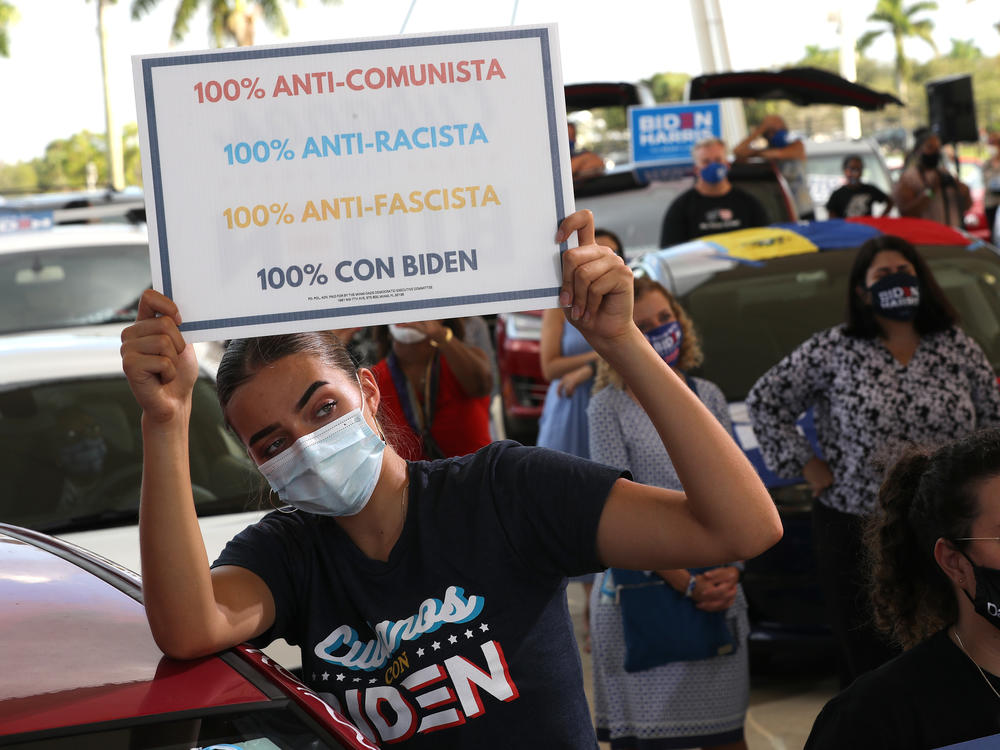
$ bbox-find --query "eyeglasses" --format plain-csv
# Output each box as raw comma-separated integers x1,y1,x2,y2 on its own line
954,538,1000,543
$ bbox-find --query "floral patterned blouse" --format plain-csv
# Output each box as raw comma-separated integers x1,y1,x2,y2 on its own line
746,325,1000,516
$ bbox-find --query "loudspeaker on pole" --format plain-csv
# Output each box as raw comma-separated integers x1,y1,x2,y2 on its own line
925,74,978,144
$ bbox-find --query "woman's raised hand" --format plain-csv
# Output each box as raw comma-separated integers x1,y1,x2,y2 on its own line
120,289,199,424
556,210,634,347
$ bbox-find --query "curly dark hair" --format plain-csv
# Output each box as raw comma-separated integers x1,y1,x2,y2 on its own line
865,430,1000,649
843,234,957,339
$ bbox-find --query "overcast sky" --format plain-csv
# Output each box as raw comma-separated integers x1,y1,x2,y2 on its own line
2,0,998,164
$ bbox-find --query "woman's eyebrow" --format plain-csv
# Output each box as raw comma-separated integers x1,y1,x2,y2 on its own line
248,381,329,448
296,381,328,411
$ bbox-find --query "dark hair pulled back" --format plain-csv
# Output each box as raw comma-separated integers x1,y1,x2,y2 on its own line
216,332,357,412
866,430,1000,648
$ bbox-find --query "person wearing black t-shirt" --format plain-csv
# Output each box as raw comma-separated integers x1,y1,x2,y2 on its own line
826,156,893,219
118,210,783,750
660,137,768,248
805,431,1000,749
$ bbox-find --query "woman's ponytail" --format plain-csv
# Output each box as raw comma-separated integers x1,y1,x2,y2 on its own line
865,430,1000,649
865,449,933,648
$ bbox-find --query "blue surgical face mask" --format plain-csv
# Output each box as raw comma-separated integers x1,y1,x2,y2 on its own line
699,161,728,185
258,386,386,517
645,320,683,367
768,129,789,148
868,272,920,321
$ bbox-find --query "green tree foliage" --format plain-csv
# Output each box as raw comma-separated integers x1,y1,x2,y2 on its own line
0,0,19,57
857,0,938,104
799,44,840,73
131,0,338,47
642,72,691,103
0,127,143,193
947,38,983,61
0,162,38,193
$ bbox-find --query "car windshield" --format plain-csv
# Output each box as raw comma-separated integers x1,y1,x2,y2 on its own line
3,703,355,749
682,244,1000,401
806,152,893,212
0,374,266,534
0,244,150,334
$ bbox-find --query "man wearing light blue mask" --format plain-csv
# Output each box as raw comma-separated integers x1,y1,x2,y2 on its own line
660,137,768,247
734,114,815,221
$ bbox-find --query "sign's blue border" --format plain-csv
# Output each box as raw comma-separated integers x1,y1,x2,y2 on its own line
140,27,565,334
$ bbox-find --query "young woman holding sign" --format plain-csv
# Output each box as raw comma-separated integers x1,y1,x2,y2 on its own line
119,209,782,749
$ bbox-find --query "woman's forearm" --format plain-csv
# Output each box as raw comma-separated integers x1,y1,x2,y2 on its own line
437,336,493,397
593,326,779,559
138,413,232,657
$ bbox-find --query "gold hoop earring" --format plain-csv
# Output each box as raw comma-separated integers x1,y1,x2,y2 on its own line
268,489,296,514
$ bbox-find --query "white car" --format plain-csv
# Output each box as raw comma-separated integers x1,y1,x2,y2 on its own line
0,206,311,669
0,221,152,335
0,327,265,571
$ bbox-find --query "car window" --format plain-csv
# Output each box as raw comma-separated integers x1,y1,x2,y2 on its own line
729,174,791,226
2,704,355,749
572,105,630,169
681,245,1000,401
0,244,150,334
0,375,266,534
806,152,892,210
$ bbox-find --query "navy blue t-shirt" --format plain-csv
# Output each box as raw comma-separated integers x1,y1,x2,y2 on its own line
214,440,625,748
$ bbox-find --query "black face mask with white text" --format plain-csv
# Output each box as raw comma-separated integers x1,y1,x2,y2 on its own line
961,551,1000,631
868,272,920,321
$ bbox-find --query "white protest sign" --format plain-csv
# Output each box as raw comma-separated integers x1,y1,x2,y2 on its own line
132,25,574,342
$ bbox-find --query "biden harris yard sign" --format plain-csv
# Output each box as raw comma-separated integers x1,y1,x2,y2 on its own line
628,101,722,182
132,25,573,342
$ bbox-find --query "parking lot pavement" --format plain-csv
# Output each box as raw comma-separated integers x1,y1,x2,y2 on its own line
565,579,838,750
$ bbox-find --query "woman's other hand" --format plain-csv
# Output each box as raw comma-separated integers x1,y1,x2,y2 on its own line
803,456,834,497
692,567,740,612
120,289,199,424
557,363,593,397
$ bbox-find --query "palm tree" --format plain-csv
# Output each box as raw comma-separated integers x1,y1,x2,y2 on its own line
131,0,336,48
90,0,126,189
0,1,19,57
858,0,938,104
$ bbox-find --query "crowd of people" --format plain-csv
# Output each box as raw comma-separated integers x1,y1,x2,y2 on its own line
116,119,1000,750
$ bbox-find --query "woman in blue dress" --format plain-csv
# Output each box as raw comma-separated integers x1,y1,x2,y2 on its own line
536,229,624,457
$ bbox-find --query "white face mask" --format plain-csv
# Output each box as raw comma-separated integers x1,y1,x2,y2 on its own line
388,324,427,344
257,389,385,516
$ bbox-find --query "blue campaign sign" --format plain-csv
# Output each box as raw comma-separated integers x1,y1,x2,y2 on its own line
629,102,722,165
0,211,54,235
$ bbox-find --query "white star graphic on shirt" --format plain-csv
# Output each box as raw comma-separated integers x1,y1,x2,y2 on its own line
321,672,329,681
479,623,490,632
432,641,441,651
464,629,474,639
416,647,425,657
369,678,377,684
353,677,361,682
448,634,458,644
335,673,345,682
